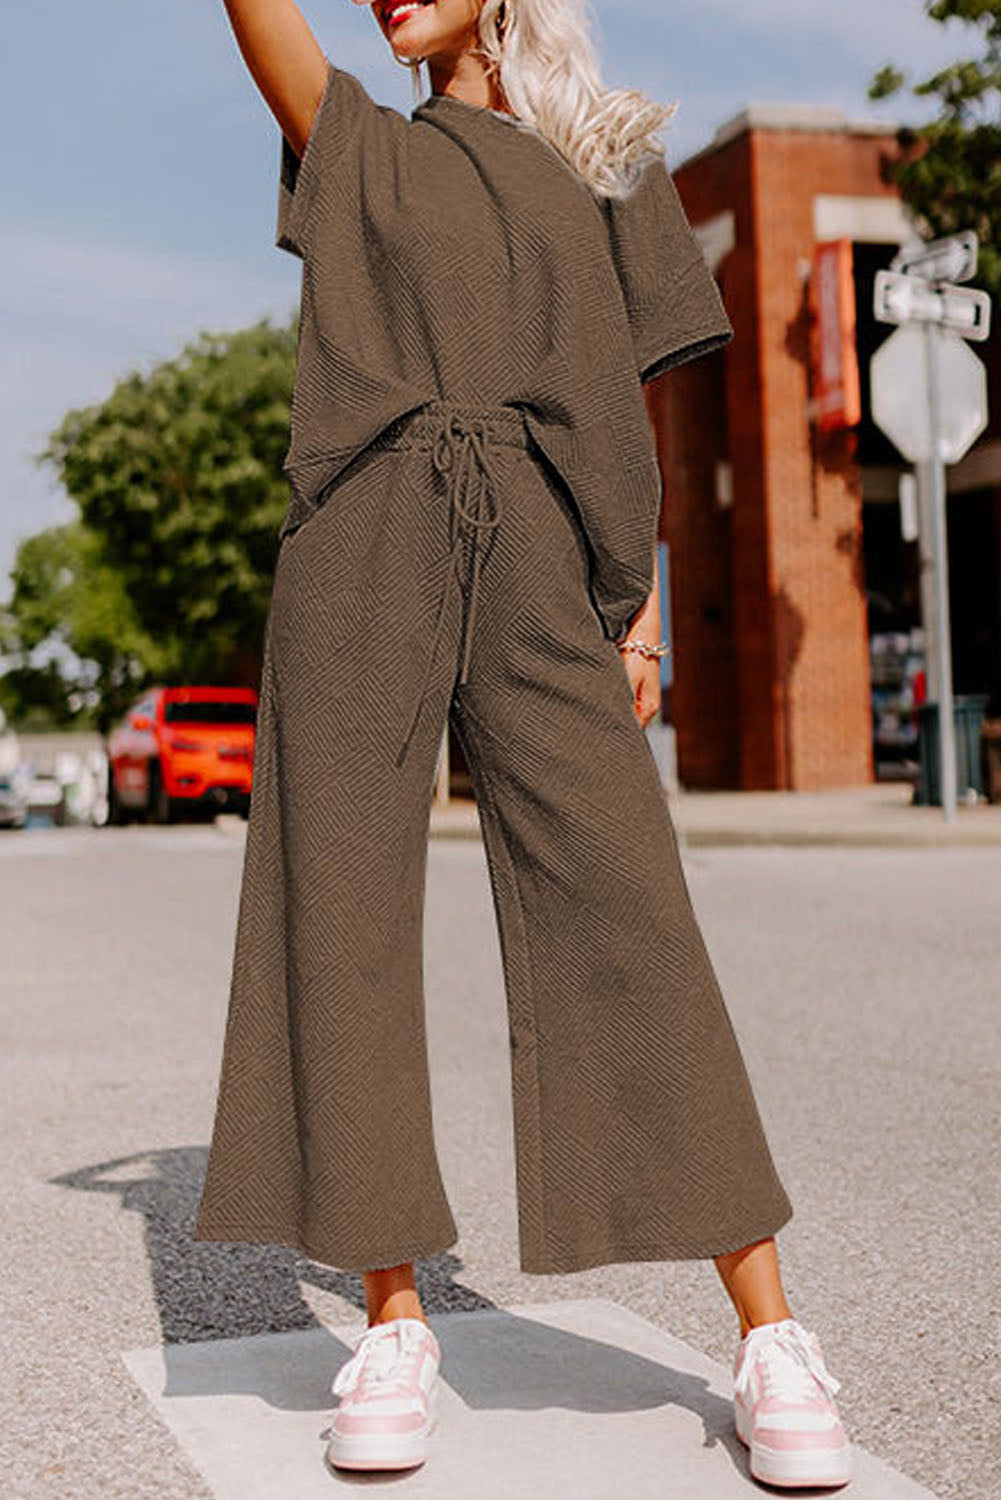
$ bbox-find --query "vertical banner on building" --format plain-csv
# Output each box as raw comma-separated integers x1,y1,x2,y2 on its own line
809,239,861,430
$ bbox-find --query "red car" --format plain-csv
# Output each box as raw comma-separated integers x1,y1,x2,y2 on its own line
106,685,258,825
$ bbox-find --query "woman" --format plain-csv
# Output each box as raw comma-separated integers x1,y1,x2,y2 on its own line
193,0,852,1488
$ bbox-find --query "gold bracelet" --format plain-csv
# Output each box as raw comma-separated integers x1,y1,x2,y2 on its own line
616,636,671,659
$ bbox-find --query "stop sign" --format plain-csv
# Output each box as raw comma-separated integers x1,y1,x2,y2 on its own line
870,325,988,463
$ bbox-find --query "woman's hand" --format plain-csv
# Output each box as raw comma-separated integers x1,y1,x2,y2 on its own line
617,540,665,729
619,648,662,729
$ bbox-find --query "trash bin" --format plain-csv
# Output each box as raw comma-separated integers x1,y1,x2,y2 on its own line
983,719,1001,805
913,694,991,805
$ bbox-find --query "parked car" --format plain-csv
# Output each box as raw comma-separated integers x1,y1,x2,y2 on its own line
26,770,69,824
56,747,111,827
0,774,29,828
0,708,29,829
106,685,258,825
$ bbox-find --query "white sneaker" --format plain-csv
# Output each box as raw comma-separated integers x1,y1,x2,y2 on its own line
325,1316,441,1472
733,1318,852,1488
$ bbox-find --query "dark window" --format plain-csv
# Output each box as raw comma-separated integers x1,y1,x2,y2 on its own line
852,240,909,468
163,701,257,726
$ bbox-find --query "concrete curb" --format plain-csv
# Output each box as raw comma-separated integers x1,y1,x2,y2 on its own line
428,786,1001,849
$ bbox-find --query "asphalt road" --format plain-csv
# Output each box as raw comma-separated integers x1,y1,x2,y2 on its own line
1,821,998,1499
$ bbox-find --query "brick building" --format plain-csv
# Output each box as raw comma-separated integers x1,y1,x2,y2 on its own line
649,104,1001,791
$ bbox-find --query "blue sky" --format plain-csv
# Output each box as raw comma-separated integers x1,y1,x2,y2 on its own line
1,0,964,595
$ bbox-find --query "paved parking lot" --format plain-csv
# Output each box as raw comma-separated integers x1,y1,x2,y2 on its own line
1,822,998,1498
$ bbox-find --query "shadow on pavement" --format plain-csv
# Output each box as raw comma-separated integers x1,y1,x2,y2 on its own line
52,1146,746,1474
149,1311,744,1475
49,1144,497,1344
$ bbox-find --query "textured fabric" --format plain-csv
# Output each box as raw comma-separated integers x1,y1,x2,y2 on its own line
272,62,734,642
193,400,793,1275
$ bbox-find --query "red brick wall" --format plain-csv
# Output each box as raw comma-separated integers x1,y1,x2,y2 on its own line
653,350,739,788
660,125,896,788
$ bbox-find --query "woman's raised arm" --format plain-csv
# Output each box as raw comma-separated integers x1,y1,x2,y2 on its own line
222,0,328,158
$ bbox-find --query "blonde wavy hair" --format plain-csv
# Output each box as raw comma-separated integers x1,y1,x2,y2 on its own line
404,0,678,199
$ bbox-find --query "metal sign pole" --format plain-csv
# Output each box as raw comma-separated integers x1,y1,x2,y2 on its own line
913,459,940,705
923,319,958,821
871,228,991,819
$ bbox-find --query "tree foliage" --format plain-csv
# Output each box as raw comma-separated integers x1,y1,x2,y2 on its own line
868,0,1001,293
0,522,165,731
39,315,298,693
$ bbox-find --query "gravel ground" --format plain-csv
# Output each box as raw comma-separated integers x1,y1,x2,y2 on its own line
1,823,998,1499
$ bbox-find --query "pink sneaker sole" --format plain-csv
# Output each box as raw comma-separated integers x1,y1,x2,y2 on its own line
736,1402,852,1489
325,1380,439,1472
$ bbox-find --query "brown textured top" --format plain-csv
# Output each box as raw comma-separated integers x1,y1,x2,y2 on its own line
275,61,733,639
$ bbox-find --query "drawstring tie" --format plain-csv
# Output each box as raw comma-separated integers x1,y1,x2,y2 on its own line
394,407,503,769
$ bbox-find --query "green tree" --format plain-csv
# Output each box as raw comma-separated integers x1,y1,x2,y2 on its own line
868,0,1001,294
0,522,168,732
41,315,297,690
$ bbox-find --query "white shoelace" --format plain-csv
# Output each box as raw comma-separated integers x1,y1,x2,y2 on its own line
332,1319,429,1398
734,1319,841,1405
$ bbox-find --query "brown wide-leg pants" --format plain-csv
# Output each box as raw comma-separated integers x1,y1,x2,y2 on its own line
192,398,792,1276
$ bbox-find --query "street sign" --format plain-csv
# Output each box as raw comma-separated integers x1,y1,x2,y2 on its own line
874,269,991,341
871,325,988,464
890,229,978,284
870,226,991,826
871,324,988,464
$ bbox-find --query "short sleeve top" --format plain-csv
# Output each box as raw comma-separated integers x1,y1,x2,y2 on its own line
275,61,733,639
